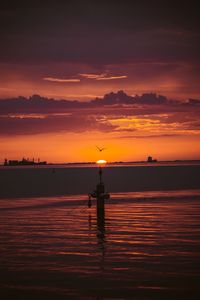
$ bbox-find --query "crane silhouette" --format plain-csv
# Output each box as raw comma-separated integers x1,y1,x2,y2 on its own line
96,146,106,152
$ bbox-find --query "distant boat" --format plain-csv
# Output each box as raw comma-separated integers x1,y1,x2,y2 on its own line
4,158,47,166
147,156,157,163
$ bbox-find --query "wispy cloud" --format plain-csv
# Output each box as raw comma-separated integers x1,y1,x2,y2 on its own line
79,73,127,80
43,74,128,84
96,75,127,81
118,133,181,139
43,77,80,83
0,114,116,136
79,73,106,79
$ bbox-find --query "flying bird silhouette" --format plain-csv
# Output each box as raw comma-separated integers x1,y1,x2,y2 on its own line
96,146,106,152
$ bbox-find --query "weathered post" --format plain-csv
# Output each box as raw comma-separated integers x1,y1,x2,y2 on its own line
88,160,110,230
96,164,105,226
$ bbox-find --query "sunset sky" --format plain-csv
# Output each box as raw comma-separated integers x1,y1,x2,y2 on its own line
0,1,200,163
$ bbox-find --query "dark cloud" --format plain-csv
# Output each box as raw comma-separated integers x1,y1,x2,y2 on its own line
0,91,199,136
0,91,199,114
1,28,199,65
0,2,199,102
0,114,116,136
0,1,199,65
1,1,199,33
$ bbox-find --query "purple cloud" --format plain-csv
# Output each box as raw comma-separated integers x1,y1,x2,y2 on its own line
0,91,199,136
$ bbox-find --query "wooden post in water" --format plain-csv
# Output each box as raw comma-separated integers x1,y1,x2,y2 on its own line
96,165,105,226
88,160,110,230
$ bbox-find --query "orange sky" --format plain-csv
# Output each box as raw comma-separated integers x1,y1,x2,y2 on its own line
0,2,200,163
1,91,200,163
1,110,200,163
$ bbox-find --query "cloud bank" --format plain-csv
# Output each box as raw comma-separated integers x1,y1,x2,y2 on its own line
0,91,199,137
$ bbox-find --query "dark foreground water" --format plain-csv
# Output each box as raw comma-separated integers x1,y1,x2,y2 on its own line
1,164,200,198
0,190,200,299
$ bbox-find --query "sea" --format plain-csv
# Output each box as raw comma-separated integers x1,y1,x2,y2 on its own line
0,162,200,299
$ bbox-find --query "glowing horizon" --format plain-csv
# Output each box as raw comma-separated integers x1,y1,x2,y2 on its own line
0,90,200,164
96,159,107,165
0,2,199,163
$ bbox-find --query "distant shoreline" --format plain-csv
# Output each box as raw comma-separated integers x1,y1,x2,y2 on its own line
1,159,200,167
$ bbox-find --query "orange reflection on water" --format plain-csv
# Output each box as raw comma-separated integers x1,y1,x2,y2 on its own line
0,191,200,298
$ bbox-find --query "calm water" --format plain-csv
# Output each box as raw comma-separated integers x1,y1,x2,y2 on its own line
0,190,200,299
1,160,200,169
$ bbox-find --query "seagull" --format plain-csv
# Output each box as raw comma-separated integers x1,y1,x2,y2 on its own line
96,146,106,152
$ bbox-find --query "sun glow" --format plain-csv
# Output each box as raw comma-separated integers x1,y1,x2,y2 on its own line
96,159,107,166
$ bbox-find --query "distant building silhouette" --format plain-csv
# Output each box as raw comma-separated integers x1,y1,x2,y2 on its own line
147,156,157,163
4,158,47,166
